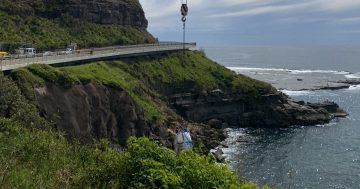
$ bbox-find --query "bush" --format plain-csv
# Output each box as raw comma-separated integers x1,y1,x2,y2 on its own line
82,137,264,189
0,119,266,188
0,73,49,129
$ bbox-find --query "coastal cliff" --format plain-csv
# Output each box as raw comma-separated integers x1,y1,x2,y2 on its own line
0,0,155,49
0,0,147,28
0,0,346,151
34,82,149,145
0,1,349,187
9,52,347,151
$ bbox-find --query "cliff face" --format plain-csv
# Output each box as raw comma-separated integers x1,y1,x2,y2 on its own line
168,86,347,128
34,82,149,145
0,0,147,28
0,0,154,49
10,52,347,151
32,81,224,150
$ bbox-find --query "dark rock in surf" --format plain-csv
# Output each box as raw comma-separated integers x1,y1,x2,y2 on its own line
164,83,347,128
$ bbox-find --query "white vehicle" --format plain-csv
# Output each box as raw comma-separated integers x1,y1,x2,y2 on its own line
65,48,73,54
43,51,55,56
16,48,36,57
59,48,74,55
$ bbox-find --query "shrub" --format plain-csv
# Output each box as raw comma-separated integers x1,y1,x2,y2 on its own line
0,119,266,188
0,73,49,129
82,137,263,189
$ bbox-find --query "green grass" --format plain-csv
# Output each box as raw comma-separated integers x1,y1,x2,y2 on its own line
0,118,268,188
112,51,276,96
0,11,155,50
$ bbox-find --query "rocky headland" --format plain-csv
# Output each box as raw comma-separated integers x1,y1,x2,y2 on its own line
169,88,347,129
0,0,348,152
0,0,351,187
9,52,347,152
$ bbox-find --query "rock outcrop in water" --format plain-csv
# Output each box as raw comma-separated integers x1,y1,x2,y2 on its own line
169,87,347,128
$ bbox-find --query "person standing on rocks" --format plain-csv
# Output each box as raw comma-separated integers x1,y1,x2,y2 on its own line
174,128,193,154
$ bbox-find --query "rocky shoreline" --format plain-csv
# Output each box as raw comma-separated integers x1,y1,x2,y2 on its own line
169,88,347,129
164,82,348,154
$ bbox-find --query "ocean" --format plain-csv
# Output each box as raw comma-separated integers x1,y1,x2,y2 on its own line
204,46,360,189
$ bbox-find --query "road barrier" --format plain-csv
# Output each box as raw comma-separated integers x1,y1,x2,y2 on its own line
0,42,196,71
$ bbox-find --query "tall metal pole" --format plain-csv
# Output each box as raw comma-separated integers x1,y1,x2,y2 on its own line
183,20,186,52
181,0,188,53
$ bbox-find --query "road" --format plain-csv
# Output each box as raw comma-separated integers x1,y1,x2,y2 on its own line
0,42,196,71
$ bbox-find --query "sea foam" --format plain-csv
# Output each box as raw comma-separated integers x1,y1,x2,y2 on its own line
345,73,360,79
228,67,350,75
280,89,313,96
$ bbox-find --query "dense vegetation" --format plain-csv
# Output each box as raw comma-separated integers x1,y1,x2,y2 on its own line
0,11,155,50
0,73,49,129
1,118,269,188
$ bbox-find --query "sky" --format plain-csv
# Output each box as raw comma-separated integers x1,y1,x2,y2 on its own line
139,0,360,46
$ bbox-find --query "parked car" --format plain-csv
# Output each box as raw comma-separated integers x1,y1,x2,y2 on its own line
43,51,55,56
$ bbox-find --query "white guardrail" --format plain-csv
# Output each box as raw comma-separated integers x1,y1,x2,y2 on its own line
0,42,196,71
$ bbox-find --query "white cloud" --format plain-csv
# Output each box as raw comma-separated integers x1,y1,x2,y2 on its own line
275,17,330,24
140,0,276,19
139,0,360,41
140,0,360,19
338,29,360,34
336,17,360,23
210,2,316,18
318,0,360,11
140,0,178,18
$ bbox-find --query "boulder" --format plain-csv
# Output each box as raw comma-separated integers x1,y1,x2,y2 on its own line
207,119,223,129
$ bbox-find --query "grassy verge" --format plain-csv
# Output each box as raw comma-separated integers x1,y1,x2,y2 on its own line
115,51,276,96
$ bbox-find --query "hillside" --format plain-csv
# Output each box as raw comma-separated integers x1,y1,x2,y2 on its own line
0,58,268,188
0,0,155,50
0,0,348,188
8,51,346,149
8,51,273,148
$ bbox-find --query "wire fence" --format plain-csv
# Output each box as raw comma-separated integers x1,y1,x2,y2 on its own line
0,42,196,71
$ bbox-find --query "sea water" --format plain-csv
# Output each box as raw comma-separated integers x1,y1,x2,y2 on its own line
204,46,360,189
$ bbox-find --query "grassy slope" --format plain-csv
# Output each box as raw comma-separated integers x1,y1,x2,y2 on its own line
1,118,267,188
11,51,276,123
115,51,275,95
0,11,155,50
